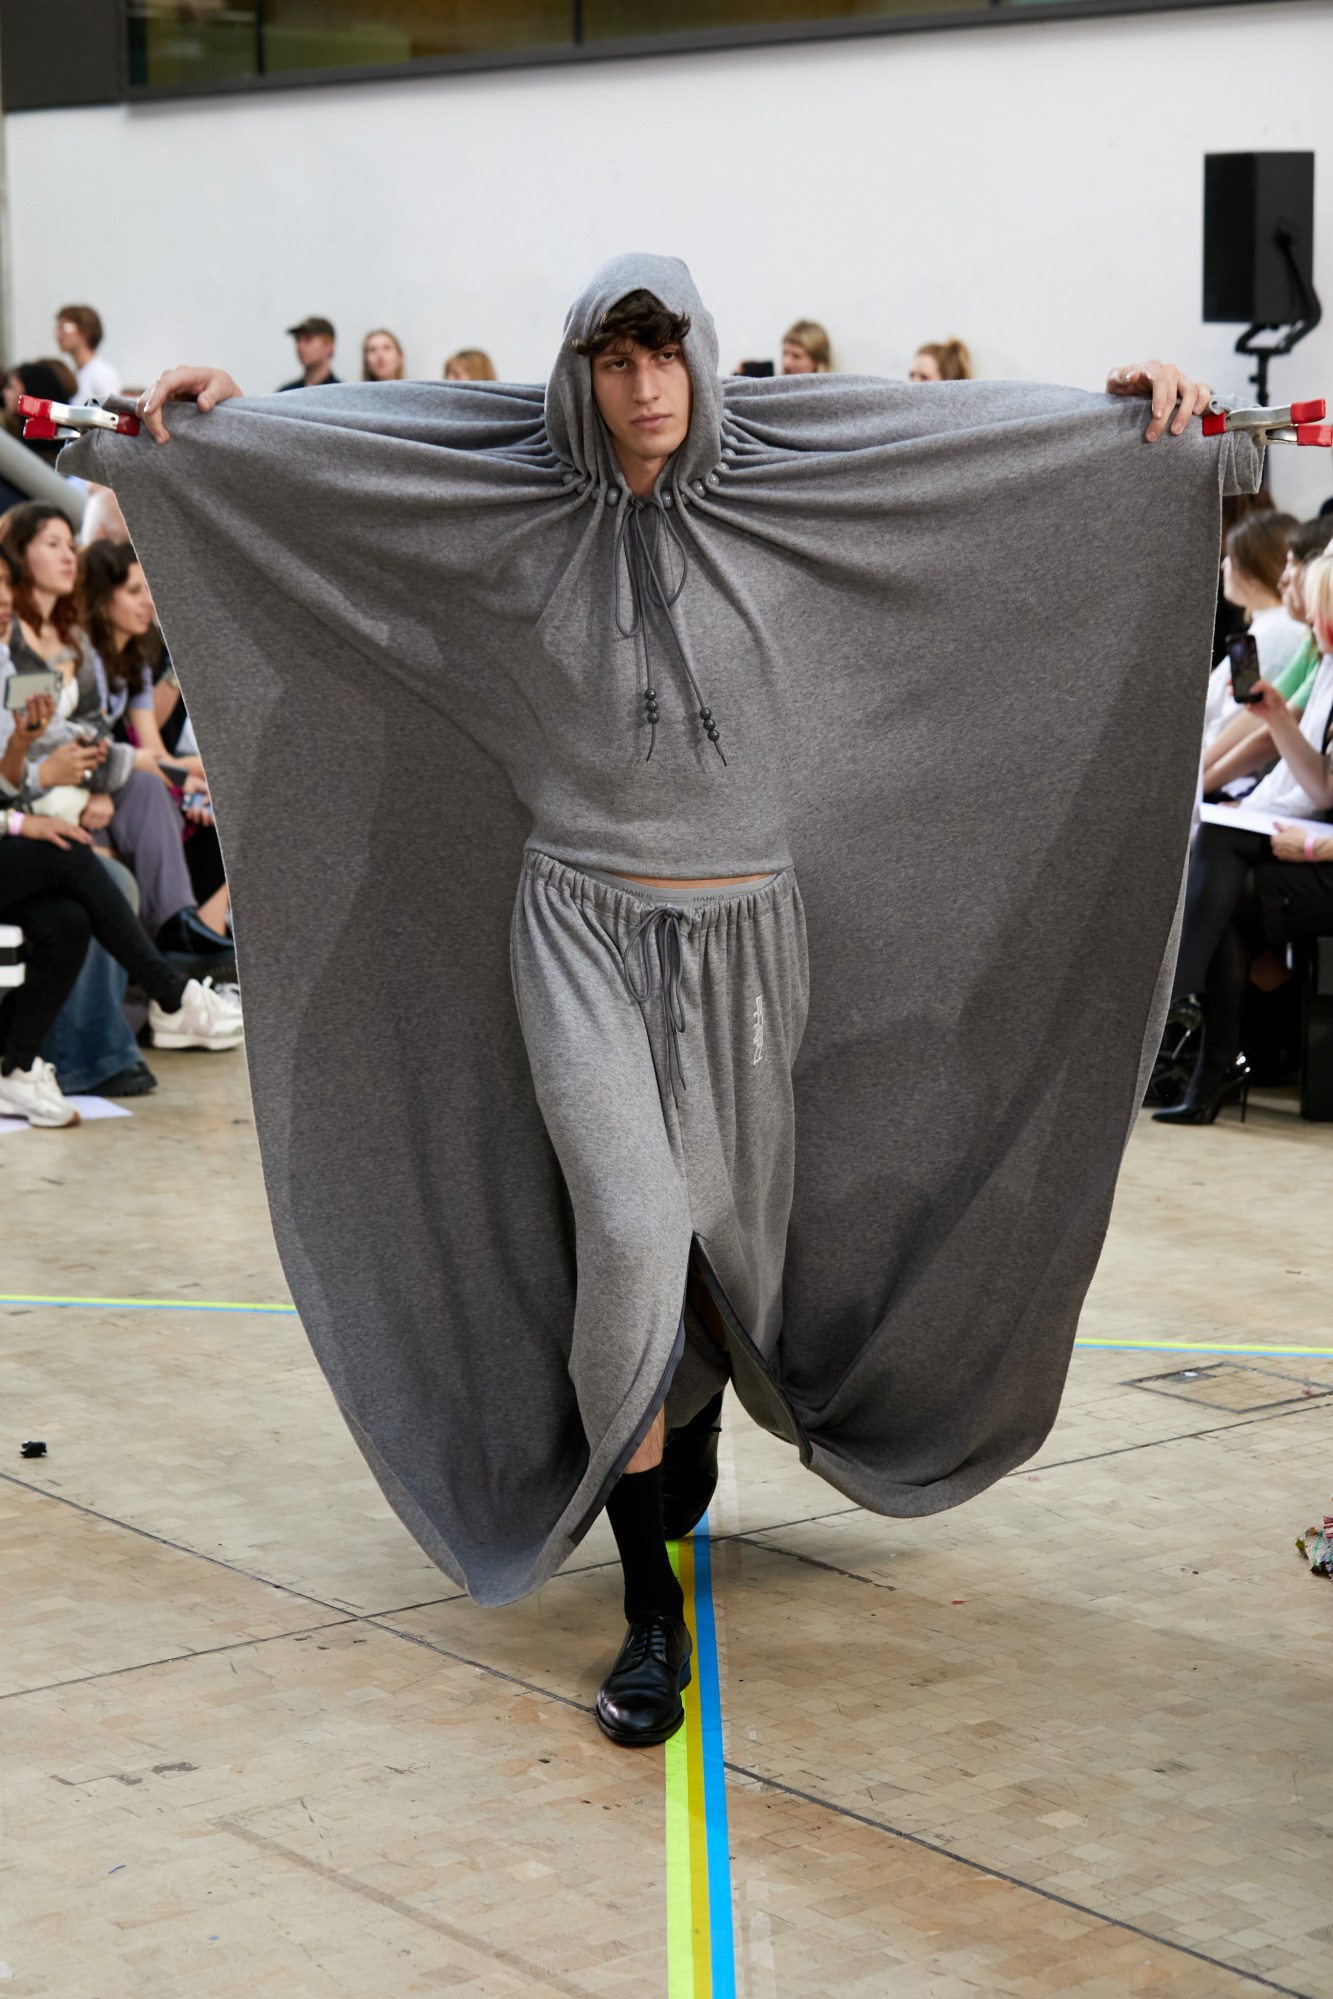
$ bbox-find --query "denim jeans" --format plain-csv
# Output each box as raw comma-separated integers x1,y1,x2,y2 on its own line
43,856,142,1093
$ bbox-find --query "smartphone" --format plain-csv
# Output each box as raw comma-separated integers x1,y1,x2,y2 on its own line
1228,633,1262,703
3,668,62,711
738,359,775,378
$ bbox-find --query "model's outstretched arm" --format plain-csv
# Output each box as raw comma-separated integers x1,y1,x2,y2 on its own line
138,367,244,444
1106,360,1212,441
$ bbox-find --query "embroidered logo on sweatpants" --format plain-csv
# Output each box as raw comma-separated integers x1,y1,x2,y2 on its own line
752,991,765,1066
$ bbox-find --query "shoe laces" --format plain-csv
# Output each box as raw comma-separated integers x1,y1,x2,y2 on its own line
30,1058,67,1101
622,1615,681,1666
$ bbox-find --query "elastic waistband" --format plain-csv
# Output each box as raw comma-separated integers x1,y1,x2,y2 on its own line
523,849,795,926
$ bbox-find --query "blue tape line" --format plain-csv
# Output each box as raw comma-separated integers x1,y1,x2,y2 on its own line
693,1518,736,1997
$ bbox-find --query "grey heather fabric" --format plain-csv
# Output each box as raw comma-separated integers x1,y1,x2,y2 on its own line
512,854,807,1507
62,252,1263,1606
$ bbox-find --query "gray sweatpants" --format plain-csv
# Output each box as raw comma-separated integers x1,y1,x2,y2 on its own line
511,851,810,1486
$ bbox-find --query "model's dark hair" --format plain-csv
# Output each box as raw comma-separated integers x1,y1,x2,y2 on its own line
572,289,691,358
82,538,148,690
0,501,82,643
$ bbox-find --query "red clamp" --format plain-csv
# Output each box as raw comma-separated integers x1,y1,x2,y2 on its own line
18,394,141,442
1201,399,1331,447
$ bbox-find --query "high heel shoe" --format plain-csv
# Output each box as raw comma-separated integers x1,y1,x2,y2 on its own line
1151,1057,1251,1126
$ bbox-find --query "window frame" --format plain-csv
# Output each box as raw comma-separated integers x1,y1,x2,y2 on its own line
120,0,1300,104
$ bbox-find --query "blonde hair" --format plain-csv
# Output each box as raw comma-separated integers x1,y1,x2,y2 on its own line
361,328,405,381
782,320,833,372
1305,551,1333,632
915,339,973,382
445,348,496,382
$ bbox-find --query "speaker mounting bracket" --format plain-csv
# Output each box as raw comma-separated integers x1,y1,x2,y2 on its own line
1233,220,1323,406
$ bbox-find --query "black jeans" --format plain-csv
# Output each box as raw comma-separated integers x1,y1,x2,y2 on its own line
1172,821,1333,1072
0,840,187,1071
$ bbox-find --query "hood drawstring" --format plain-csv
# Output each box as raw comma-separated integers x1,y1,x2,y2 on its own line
613,496,726,767
619,903,688,1102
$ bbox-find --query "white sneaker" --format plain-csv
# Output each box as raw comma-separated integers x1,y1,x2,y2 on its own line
148,976,245,1051
0,1057,80,1127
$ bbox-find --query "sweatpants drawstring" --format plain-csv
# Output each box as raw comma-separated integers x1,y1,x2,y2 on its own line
619,904,688,1102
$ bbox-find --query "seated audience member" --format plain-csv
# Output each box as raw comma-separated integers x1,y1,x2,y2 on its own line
0,362,77,511
43,854,159,1099
0,510,230,958
363,329,406,382
910,339,973,382
444,349,497,382
0,808,242,1128
1200,511,1305,770
82,539,230,939
54,305,121,406
279,317,338,391
1157,551,1333,1126
1203,518,1331,796
781,321,832,374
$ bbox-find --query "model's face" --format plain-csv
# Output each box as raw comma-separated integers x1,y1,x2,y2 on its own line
0,569,12,626
25,517,79,599
591,337,692,470
54,318,80,357
364,334,401,381
444,359,469,382
297,333,334,370
781,341,815,376
910,351,942,383
3,374,22,414
108,563,156,642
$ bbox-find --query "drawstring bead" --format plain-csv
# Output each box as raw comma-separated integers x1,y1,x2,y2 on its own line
698,705,726,766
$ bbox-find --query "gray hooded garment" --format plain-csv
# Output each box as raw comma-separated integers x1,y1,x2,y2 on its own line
64,254,1261,1606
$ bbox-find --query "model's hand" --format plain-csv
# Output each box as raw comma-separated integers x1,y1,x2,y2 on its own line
138,366,244,444
1106,361,1212,442
10,692,56,745
38,739,107,789
79,793,116,833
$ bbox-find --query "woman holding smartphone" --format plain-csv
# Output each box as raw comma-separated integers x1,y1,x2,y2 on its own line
0,504,231,958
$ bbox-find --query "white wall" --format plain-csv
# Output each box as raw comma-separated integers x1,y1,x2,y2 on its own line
5,1,1333,514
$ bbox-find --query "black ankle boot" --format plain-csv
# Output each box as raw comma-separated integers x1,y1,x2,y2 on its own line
1152,1055,1250,1126
661,1390,724,1541
596,1614,691,1747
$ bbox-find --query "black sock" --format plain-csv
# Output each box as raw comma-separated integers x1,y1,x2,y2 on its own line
606,1465,684,1625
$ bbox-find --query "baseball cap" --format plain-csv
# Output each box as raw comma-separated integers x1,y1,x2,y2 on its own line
287,316,335,340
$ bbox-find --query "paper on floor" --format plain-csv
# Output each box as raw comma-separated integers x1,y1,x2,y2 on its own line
0,1096,132,1138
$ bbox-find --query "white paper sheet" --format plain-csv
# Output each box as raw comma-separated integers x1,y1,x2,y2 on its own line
0,1096,132,1138
1198,802,1332,842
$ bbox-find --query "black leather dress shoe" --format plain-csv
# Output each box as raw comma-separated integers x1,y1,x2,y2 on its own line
661,1390,724,1541
595,1615,692,1747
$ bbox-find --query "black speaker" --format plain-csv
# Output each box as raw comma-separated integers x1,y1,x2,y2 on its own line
1203,152,1315,326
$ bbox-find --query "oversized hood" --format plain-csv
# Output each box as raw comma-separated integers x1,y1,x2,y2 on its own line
544,251,724,493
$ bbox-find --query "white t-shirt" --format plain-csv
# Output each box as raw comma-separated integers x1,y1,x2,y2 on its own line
1201,603,1310,751
75,353,121,405
1247,652,1333,818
